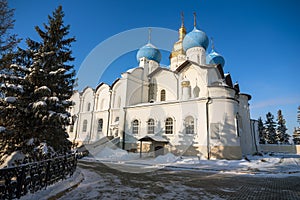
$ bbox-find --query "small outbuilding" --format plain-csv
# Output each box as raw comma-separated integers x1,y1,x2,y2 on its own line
138,135,169,157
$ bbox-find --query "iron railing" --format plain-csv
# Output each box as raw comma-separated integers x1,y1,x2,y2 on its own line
0,153,77,199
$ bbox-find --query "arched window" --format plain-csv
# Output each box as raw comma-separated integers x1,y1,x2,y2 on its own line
185,116,194,134
132,120,139,134
98,119,103,132
87,103,91,111
82,120,88,132
147,119,155,134
165,117,173,134
160,89,166,101
193,86,200,98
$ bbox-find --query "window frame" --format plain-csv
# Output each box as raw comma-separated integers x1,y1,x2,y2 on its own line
97,118,103,132
147,119,155,134
160,89,166,101
132,119,139,135
185,116,194,134
165,117,173,134
82,120,88,132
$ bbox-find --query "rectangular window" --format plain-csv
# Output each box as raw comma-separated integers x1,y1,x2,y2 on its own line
235,116,240,137
210,123,220,139
147,119,155,134
98,119,103,132
82,120,88,132
165,118,173,134
160,90,166,101
70,125,74,133
132,120,139,134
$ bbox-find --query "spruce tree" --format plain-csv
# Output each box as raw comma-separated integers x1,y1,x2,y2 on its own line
0,0,24,164
297,106,300,124
24,5,76,154
293,106,300,145
258,117,266,144
264,112,277,144
276,110,289,144
0,62,30,162
0,0,20,57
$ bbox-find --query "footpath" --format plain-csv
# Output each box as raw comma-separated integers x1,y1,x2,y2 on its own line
20,153,300,200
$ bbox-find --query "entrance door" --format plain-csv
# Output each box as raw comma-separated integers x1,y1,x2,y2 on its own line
154,145,164,157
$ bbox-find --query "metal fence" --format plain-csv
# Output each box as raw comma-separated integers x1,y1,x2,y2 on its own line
0,153,77,199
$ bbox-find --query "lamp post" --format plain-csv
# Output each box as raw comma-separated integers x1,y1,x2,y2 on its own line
206,97,212,160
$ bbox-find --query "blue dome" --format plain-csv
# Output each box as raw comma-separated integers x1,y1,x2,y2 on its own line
182,27,209,51
206,50,225,67
136,43,161,63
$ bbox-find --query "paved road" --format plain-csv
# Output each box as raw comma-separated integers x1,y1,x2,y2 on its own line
59,160,300,200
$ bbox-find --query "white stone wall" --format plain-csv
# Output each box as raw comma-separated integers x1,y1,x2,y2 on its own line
238,94,255,155
186,47,206,65
66,53,255,159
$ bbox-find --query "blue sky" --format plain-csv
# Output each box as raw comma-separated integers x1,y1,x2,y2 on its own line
9,0,300,134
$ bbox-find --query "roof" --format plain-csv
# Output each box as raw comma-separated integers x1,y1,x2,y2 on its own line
138,135,169,143
148,66,174,78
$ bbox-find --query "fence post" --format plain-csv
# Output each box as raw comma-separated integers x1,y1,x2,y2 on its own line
16,166,25,199
45,159,51,189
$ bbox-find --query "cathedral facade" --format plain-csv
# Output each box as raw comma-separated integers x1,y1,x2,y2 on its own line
68,17,259,159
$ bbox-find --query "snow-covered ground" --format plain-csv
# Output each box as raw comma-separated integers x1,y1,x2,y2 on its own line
82,147,300,175
20,169,84,200
15,146,300,200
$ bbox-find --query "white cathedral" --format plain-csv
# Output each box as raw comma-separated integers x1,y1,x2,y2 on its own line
68,16,259,160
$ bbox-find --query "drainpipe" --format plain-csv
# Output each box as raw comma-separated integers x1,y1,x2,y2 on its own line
88,94,96,144
251,120,259,153
122,107,127,150
107,90,112,137
172,73,179,99
206,97,212,160
74,96,83,146
72,114,79,148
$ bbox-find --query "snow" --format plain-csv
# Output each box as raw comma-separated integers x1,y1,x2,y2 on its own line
33,101,47,108
7,83,17,90
17,151,300,199
83,147,300,176
48,96,59,102
5,96,16,103
48,110,56,117
153,153,178,164
0,151,25,168
62,100,71,105
26,138,35,145
20,169,84,200
0,126,6,133
17,85,24,93
36,143,49,155
59,113,69,119
49,68,66,75
93,147,139,161
34,86,51,94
